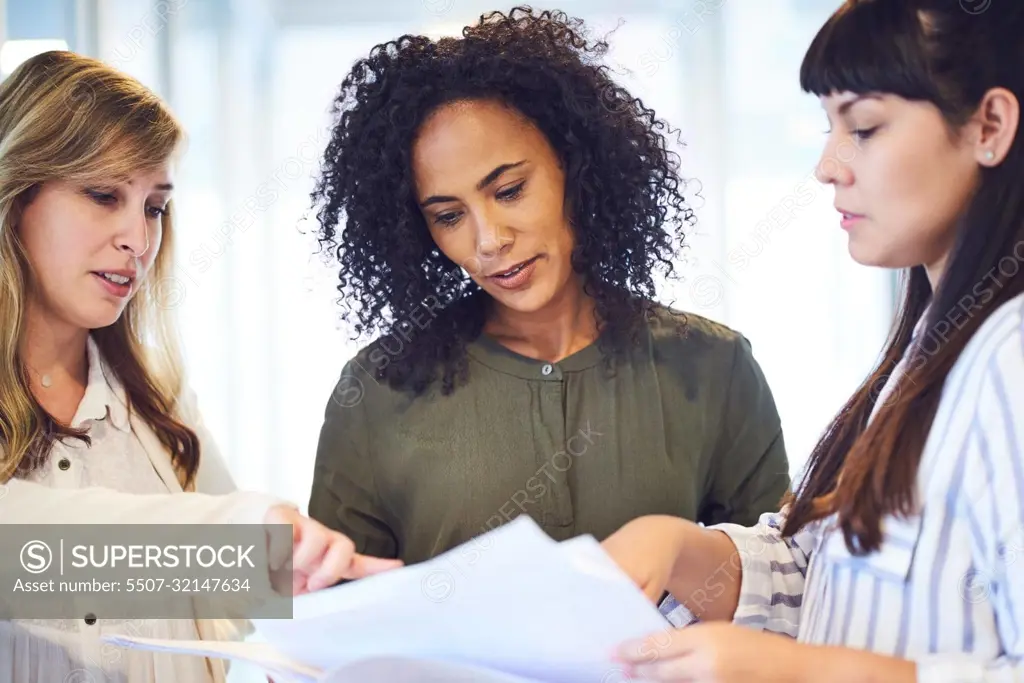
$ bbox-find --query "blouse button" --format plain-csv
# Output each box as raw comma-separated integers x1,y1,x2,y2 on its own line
541,364,553,376
58,458,71,471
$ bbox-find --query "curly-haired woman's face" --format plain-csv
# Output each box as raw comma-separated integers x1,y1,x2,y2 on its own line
411,99,577,315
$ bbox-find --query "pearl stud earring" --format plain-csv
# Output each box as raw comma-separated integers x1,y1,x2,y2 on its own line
985,150,996,161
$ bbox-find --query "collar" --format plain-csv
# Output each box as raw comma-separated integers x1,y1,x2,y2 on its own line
466,332,604,381
71,336,131,432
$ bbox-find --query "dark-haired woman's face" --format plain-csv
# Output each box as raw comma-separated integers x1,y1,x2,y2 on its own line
815,92,982,279
411,99,577,315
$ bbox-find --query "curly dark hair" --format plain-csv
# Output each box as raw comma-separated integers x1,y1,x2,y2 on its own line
311,5,697,396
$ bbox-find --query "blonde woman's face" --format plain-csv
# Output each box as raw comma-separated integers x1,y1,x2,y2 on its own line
18,164,173,330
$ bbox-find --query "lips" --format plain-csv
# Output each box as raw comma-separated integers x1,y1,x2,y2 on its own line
91,270,137,298
94,271,133,285
488,256,538,279
486,256,540,291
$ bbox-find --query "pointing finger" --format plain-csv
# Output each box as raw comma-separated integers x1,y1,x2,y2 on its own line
346,554,404,579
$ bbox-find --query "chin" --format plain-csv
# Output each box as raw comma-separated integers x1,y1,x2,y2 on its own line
846,239,901,270
485,284,556,314
71,303,128,330
847,249,882,268
848,251,916,271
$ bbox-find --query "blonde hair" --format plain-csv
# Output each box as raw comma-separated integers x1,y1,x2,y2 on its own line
0,51,199,487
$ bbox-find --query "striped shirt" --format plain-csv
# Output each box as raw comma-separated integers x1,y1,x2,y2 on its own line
661,290,1024,683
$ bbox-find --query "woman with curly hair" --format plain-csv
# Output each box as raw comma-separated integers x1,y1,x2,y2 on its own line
307,7,791,571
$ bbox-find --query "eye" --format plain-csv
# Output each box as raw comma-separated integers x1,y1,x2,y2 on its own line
852,126,879,141
496,180,525,202
146,205,167,219
433,211,462,228
85,189,117,205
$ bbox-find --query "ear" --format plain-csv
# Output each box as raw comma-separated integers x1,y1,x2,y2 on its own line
970,87,1020,167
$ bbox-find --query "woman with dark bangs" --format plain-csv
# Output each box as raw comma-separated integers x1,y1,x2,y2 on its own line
306,7,791,566
603,1,1024,681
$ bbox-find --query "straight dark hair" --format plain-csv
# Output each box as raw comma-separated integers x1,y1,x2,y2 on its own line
782,0,1024,553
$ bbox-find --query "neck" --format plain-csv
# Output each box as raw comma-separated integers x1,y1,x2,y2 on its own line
484,276,598,362
21,305,90,388
924,238,957,292
924,259,945,292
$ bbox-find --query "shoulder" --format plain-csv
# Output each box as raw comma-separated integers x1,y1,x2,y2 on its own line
946,291,1024,388
324,339,408,419
172,382,202,425
172,384,240,494
938,292,1024,544
927,292,1024,480
641,302,776,414
643,301,759,371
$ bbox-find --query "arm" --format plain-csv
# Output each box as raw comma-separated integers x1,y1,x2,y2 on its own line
653,507,816,637
0,476,284,525
705,508,816,636
699,333,791,527
175,386,290,645
615,336,807,629
307,361,398,560
0,383,289,524
656,335,808,633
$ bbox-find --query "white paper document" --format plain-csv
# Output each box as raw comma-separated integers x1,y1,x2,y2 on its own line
103,517,669,682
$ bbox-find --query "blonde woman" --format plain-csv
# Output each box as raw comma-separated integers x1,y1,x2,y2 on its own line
0,51,400,682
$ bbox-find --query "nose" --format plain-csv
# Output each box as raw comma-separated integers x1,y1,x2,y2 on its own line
116,213,150,258
475,212,513,262
814,134,854,186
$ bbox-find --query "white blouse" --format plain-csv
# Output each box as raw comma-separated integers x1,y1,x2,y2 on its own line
1,337,284,683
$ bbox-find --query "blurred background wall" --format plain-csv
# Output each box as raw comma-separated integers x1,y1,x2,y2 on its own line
1,0,895,514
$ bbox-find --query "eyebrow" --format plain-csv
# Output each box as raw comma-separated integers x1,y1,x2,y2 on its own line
836,94,884,116
419,160,526,208
124,178,175,191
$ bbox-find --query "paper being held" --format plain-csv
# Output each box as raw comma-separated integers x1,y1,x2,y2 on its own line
104,516,669,682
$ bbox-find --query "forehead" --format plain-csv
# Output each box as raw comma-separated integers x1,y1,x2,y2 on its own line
411,100,547,189
78,153,173,184
820,91,887,113
114,163,175,191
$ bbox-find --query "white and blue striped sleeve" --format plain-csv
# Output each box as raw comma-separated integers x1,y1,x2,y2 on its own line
915,317,1024,683
659,508,818,637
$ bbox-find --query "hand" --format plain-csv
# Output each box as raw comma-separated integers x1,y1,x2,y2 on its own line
263,504,403,595
614,622,808,683
601,515,689,603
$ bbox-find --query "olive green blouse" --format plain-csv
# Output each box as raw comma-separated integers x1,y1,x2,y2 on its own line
308,304,791,565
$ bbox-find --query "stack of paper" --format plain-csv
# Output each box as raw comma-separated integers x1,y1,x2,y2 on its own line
104,516,670,682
